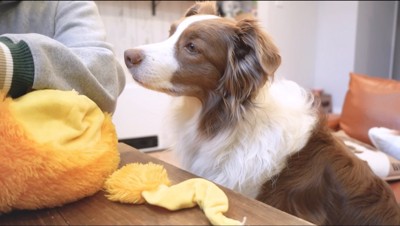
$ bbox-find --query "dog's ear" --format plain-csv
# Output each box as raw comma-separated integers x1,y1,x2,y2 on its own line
236,19,281,77
219,19,281,102
184,1,218,17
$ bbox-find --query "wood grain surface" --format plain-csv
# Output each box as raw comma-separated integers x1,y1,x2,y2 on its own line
0,143,313,225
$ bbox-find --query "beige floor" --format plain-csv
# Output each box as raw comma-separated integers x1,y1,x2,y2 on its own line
147,149,181,168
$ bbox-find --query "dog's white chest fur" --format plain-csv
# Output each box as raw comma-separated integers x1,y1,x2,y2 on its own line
170,79,318,198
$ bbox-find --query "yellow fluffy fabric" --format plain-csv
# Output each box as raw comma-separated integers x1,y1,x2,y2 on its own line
104,162,171,204
104,163,243,225
0,90,120,213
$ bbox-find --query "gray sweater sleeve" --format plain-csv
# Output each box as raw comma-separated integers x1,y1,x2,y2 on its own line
0,1,125,113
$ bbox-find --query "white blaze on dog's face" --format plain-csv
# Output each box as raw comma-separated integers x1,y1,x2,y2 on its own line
124,15,224,98
125,6,281,106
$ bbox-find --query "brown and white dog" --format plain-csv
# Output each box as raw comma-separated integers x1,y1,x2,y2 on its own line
124,2,400,225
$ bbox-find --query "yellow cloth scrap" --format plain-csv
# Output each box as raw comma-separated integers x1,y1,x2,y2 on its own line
104,163,244,226
143,178,243,225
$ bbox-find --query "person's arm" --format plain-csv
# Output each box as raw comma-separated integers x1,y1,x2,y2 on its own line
0,37,34,98
0,1,125,113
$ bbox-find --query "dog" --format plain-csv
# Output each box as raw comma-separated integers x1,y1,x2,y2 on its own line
124,2,400,225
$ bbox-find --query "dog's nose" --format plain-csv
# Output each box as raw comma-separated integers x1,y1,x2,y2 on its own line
124,49,144,68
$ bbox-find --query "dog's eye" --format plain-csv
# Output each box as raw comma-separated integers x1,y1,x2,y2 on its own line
185,42,198,54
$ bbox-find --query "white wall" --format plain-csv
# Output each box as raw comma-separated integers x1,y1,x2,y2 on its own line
258,1,359,113
257,1,318,89
314,1,359,113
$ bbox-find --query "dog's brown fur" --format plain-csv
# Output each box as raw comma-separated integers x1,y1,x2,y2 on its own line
181,2,400,225
126,1,400,224
257,116,400,225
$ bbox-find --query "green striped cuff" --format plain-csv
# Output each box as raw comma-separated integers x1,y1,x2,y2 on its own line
0,40,13,94
0,37,34,98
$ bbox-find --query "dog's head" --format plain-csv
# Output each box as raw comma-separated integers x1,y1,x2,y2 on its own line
124,1,281,104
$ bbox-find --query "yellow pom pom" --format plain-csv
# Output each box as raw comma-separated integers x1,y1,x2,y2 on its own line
104,162,171,204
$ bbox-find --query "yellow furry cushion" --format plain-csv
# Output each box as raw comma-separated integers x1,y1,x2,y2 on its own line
0,90,120,213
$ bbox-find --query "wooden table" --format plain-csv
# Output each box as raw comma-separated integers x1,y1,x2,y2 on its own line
0,143,313,225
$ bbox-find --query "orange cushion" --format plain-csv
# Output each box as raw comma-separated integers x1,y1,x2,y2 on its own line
340,73,400,145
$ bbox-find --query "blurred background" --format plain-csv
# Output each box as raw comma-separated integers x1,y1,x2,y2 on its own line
95,1,400,151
